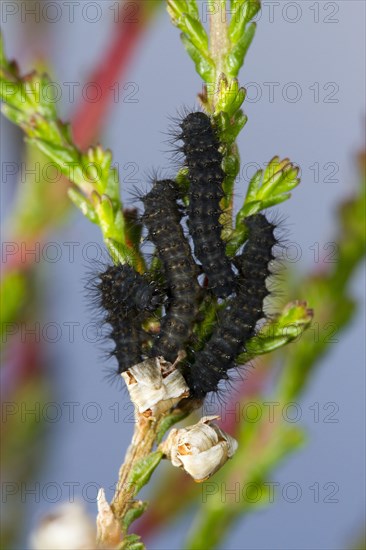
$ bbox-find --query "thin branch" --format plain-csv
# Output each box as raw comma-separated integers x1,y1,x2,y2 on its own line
111,415,159,521
209,0,230,104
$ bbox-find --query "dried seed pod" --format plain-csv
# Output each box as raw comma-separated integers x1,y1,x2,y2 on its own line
162,415,238,482
121,357,189,417
96,489,121,548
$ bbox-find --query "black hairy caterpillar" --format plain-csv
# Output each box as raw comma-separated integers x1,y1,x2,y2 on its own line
178,111,235,298
184,213,278,398
98,264,164,314
96,264,164,373
142,179,201,363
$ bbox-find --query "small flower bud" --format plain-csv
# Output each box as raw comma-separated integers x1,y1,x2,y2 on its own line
162,415,238,482
121,357,189,417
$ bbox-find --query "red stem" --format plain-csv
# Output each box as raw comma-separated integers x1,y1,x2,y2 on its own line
72,0,148,150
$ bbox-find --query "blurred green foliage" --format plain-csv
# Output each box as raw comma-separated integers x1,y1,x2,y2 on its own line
0,1,365,548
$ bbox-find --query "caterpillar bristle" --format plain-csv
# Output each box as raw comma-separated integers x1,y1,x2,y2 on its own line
87,262,166,375
103,367,126,391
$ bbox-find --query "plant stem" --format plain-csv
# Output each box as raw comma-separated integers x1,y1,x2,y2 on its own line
97,388,195,546
110,414,159,522
209,0,229,106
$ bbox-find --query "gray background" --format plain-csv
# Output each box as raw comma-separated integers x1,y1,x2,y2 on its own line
1,1,365,549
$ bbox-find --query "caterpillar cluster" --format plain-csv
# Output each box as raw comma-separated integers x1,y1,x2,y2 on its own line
91,111,281,399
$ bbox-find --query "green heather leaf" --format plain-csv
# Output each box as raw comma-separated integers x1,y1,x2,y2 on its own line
226,22,257,77
258,163,291,198
225,227,247,257
175,167,190,197
245,168,264,202
222,152,240,177
226,160,300,255
30,139,79,174
180,34,215,82
97,194,115,230
220,109,248,144
269,165,300,196
237,301,314,362
257,194,291,210
215,78,246,117
1,102,26,126
105,166,121,202
104,238,134,266
98,210,126,252
114,209,126,237
119,534,145,550
262,156,290,186
183,14,209,51
235,159,300,221
83,145,114,194
128,451,163,496
222,153,241,196
229,0,261,44
122,501,148,532
168,7,209,54
186,0,199,19
104,240,122,263
67,188,97,223
0,81,21,107
167,0,188,23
